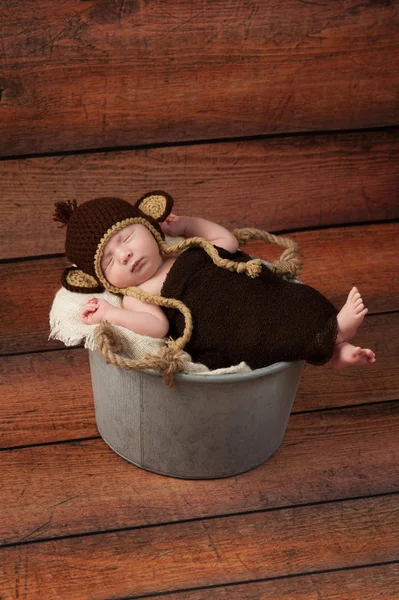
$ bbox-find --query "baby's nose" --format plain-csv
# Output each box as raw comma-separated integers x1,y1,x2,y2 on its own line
118,248,132,264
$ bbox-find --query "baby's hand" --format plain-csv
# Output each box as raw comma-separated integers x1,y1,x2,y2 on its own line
81,297,111,325
160,214,186,237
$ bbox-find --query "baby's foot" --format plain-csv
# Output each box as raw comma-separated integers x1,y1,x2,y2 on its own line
336,287,368,343
331,342,376,369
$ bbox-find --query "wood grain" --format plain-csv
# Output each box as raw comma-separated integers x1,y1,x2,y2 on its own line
2,129,399,259
1,312,398,448
0,256,69,355
1,223,397,355
290,224,399,315
1,1,398,155
1,401,397,544
295,311,399,411
141,562,399,600
1,495,398,599
0,350,96,449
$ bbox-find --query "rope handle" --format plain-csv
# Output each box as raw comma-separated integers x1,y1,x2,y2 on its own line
233,228,302,279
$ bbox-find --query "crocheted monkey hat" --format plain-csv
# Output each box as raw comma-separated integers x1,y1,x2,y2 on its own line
54,191,174,294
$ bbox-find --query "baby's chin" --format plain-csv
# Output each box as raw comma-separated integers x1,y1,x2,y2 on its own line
108,277,142,289
106,270,148,289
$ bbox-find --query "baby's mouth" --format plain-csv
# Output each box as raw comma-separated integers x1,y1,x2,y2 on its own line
131,258,142,272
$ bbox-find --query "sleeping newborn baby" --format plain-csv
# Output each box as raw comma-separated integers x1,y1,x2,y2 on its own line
54,191,375,371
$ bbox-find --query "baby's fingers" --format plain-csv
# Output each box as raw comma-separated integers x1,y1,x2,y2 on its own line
161,214,178,231
82,306,97,317
165,213,177,224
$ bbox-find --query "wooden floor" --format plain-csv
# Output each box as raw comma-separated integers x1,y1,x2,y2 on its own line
0,219,398,599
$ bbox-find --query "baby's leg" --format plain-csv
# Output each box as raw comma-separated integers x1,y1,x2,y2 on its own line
330,342,375,369
336,287,368,344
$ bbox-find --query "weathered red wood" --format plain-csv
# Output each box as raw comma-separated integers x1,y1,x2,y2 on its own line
295,311,399,411
0,350,96,449
1,402,397,545
1,223,397,355
1,495,397,599
291,224,399,315
0,256,69,355
142,563,399,600
1,312,397,448
1,1,398,155
2,129,399,259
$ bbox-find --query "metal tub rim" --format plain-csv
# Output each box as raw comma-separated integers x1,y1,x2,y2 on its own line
138,359,302,384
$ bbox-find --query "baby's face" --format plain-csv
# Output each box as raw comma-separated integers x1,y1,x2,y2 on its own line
100,223,162,288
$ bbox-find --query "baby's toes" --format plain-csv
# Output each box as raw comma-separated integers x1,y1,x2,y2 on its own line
349,287,358,300
354,301,364,313
360,348,375,362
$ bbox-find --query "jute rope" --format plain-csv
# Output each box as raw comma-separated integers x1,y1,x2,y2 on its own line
93,323,188,389
159,236,263,278
233,228,302,278
94,229,302,387
102,283,194,354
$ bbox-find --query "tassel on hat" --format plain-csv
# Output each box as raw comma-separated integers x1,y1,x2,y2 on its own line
53,199,77,227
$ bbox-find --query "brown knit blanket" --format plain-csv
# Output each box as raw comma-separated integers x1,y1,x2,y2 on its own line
161,247,338,370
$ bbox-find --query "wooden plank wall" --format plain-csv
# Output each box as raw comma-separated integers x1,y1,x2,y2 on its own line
1,0,398,598
1,0,399,155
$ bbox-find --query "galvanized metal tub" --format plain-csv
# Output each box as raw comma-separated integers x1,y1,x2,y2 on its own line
89,350,304,479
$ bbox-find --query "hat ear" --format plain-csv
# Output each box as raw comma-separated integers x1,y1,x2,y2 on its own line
62,267,104,294
135,191,174,223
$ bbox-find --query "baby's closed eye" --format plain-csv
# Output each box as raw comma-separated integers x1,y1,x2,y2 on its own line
103,256,114,270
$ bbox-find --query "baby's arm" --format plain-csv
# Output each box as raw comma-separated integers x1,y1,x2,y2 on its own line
161,214,239,253
81,297,169,339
